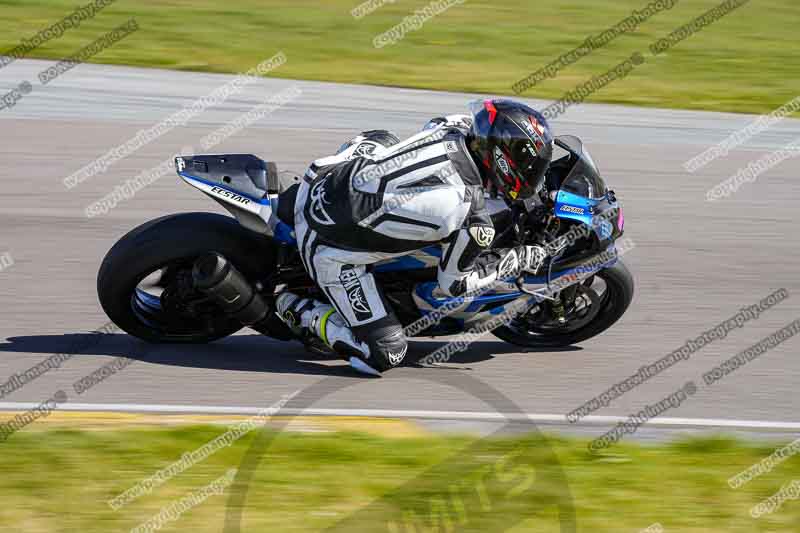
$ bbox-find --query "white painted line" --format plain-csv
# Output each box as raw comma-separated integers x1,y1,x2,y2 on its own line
1,401,800,431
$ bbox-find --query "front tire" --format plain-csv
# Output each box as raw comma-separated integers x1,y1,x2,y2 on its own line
97,212,277,343
492,260,634,348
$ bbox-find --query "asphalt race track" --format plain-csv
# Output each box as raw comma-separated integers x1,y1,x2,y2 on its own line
1,59,799,439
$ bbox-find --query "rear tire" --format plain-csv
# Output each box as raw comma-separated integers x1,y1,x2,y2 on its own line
97,212,277,343
492,260,634,348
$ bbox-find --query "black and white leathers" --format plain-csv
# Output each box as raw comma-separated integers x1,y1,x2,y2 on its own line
298,117,525,300
283,116,539,373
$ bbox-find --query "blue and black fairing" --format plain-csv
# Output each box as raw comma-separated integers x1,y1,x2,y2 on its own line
551,135,624,245
176,154,275,204
175,153,298,243
395,135,625,320
554,191,622,245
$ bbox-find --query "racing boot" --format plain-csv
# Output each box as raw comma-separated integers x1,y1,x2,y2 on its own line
275,292,381,376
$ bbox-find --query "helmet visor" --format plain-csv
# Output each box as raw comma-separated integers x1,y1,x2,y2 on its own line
508,135,552,197
498,117,552,198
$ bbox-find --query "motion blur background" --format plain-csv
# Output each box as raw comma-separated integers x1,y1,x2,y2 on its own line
1,1,799,531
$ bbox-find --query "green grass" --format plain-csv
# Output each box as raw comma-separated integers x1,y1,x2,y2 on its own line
0,0,797,115
2,424,800,531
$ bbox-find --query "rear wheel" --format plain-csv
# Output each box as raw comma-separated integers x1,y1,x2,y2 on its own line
97,213,277,343
492,260,634,348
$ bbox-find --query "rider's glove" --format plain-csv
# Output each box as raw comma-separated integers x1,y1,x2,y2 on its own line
515,245,547,275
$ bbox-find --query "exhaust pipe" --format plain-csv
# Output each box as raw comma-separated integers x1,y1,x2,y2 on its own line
192,252,293,339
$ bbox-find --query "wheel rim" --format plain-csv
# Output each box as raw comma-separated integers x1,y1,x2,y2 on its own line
130,258,238,339
504,272,613,339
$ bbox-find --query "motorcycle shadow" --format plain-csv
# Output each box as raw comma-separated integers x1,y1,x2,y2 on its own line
0,332,581,377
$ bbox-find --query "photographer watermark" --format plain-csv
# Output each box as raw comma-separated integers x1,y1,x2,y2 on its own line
513,0,679,94
750,480,800,519
109,391,298,511
400,207,626,339
352,0,396,19
702,318,800,387
84,85,302,217
705,138,800,201
382,445,536,532
0,390,67,443
0,81,33,112
130,469,237,533
420,237,636,366
38,18,139,85
0,321,118,399
225,372,576,532
73,355,136,395
729,437,800,490
650,0,750,56
568,288,788,423
589,381,696,452
0,0,118,69
540,0,751,119
352,126,450,188
685,95,800,173
199,86,302,149
541,52,644,120
65,51,287,190
373,0,466,49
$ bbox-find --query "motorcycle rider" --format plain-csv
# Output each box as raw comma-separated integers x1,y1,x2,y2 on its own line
275,99,555,376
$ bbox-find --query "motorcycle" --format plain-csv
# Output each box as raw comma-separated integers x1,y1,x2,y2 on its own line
97,134,633,356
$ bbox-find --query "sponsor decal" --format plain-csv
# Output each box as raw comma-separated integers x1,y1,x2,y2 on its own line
445,141,459,153
560,205,585,215
520,117,546,151
493,147,510,175
529,116,546,136
524,142,540,157
469,225,495,247
387,344,408,366
308,179,335,226
211,186,251,206
354,142,379,157
520,119,536,138
339,265,373,321
175,157,186,172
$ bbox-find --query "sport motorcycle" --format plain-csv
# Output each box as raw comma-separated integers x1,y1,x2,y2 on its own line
97,135,633,356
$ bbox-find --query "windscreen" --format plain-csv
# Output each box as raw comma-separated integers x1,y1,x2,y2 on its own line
556,136,607,200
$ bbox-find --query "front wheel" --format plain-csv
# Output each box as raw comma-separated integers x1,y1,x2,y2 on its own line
492,260,634,348
97,212,277,343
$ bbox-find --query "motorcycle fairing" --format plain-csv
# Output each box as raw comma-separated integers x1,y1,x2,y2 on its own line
554,190,597,226
555,190,622,243
410,243,619,324
173,133,625,335
176,155,297,242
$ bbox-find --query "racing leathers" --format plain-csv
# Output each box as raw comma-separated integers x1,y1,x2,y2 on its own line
276,116,545,375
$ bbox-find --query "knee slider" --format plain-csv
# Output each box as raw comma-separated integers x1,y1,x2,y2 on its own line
354,319,408,371
375,328,408,369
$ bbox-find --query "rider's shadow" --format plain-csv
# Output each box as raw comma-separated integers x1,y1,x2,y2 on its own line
0,332,581,377
407,339,581,368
